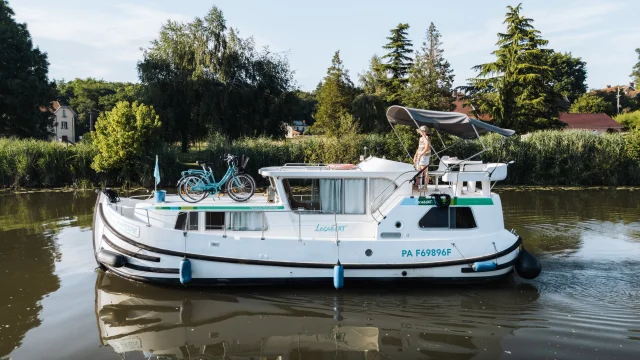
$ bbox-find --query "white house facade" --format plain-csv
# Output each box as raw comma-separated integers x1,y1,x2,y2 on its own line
47,101,77,143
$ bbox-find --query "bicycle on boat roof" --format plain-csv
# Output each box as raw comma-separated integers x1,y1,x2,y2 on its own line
177,154,256,203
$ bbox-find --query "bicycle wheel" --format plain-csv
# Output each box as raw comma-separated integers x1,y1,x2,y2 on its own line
179,175,207,203
226,174,255,202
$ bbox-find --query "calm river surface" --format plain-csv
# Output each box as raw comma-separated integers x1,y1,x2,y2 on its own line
1,189,639,360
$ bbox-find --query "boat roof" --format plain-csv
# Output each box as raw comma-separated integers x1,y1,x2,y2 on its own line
386,106,515,139
259,157,415,178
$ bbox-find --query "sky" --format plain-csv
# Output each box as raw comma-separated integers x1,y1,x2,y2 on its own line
11,0,640,91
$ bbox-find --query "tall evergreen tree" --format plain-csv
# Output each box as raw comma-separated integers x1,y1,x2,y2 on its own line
468,4,561,132
381,23,413,104
0,0,55,138
312,51,356,135
632,48,640,86
402,22,455,111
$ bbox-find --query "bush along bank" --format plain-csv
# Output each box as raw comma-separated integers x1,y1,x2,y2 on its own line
1,129,639,188
202,129,640,186
0,138,181,188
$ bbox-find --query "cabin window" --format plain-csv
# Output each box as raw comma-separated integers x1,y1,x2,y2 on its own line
370,178,397,212
205,212,225,230
175,212,198,230
419,207,477,229
282,178,365,214
227,212,267,231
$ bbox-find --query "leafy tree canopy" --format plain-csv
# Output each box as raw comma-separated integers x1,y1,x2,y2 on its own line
381,23,413,104
468,3,562,133
92,101,162,178
569,93,610,114
359,55,388,98
351,93,387,133
56,78,142,134
138,6,294,151
0,0,55,138
402,22,455,111
311,51,356,136
548,52,587,104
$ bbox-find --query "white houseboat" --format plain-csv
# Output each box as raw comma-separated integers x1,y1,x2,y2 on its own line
92,106,541,287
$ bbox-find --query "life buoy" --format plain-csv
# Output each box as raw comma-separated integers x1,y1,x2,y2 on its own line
430,193,451,208
327,164,357,170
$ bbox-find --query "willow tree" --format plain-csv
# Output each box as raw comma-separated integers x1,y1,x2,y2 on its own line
468,4,561,132
403,22,455,111
381,23,413,104
312,51,356,136
138,6,294,150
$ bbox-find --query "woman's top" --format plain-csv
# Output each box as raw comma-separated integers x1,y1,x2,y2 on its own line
417,135,431,156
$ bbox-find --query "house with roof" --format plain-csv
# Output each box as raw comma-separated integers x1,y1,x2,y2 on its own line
558,113,623,132
285,120,307,138
46,101,77,143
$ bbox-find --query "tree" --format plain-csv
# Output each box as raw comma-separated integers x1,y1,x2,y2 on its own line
57,78,142,134
402,22,455,111
548,52,587,104
468,4,561,133
311,51,356,136
351,93,386,133
631,48,640,86
569,93,610,114
92,101,162,178
381,23,413,104
0,0,55,138
138,6,294,151
359,55,387,97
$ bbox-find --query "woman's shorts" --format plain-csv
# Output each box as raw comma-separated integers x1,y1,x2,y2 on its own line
419,155,430,166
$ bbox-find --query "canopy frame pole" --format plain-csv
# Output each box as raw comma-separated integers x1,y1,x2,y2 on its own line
389,123,413,161
472,124,486,151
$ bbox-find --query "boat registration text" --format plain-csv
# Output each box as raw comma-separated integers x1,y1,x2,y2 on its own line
402,249,452,257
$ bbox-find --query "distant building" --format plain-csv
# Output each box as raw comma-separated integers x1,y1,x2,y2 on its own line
599,82,638,98
451,92,492,121
558,113,623,132
285,120,307,138
45,101,77,143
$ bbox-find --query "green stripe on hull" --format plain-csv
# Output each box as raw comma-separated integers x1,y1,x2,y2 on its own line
154,205,285,211
451,198,494,205
402,197,493,206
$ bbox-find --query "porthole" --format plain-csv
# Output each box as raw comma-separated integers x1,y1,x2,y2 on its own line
365,249,373,257
401,271,407,277
395,221,403,229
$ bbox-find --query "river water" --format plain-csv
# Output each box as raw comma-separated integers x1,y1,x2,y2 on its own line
0,189,639,360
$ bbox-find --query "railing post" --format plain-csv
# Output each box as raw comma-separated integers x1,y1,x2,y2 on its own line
146,210,151,227
298,208,302,242
261,212,265,240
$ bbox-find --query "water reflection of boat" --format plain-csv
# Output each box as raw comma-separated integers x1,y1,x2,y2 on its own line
96,270,542,360
95,271,380,359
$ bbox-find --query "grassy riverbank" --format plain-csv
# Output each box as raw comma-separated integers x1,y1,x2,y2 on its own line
1,129,639,188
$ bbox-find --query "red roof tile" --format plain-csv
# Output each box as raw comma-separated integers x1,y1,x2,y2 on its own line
452,98,492,121
559,113,623,131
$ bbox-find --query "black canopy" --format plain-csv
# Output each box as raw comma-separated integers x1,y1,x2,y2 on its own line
386,106,515,139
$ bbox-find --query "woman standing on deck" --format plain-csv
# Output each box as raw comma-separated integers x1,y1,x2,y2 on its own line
414,126,431,188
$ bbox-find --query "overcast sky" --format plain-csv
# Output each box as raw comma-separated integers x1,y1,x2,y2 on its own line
12,0,640,91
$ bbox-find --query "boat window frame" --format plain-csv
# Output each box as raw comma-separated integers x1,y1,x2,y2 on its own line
281,177,368,215
418,206,478,230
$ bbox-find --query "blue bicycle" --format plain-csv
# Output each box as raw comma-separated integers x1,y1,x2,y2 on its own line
178,154,255,203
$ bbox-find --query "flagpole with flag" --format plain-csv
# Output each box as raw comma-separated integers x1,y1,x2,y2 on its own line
154,155,160,193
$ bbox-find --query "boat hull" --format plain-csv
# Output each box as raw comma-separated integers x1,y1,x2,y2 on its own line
93,193,521,287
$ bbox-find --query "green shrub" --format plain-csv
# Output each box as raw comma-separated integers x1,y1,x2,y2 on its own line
615,110,640,130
